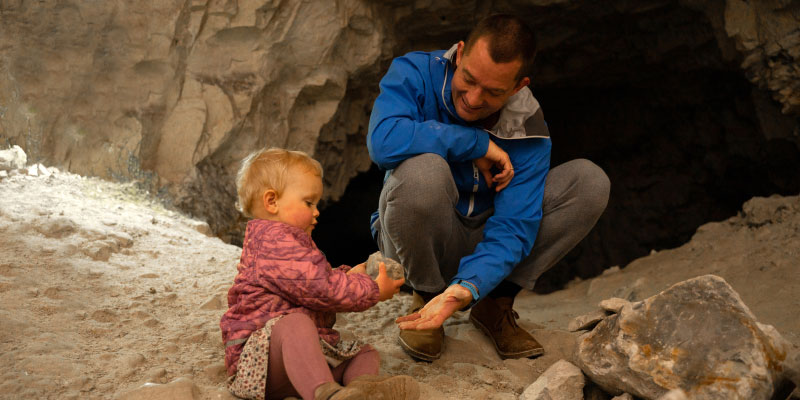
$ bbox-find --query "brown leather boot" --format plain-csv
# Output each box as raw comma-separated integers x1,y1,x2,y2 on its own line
348,374,420,400
397,291,444,361
469,296,544,359
314,381,366,400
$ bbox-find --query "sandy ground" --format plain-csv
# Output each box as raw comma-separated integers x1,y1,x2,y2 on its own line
0,168,797,399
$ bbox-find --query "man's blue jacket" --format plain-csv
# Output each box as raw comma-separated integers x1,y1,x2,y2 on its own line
367,45,552,300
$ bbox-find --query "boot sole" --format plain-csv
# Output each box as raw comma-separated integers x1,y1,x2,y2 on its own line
469,315,544,359
396,336,442,362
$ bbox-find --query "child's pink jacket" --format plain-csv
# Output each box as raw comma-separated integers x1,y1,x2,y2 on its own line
219,219,380,376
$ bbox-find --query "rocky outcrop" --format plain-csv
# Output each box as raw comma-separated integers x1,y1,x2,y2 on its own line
0,0,387,240
576,275,796,400
1,0,798,242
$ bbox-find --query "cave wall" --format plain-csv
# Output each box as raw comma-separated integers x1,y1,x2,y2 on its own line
0,0,389,241
1,0,798,272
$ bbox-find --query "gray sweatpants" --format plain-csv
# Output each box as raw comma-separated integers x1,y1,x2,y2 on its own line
373,153,610,294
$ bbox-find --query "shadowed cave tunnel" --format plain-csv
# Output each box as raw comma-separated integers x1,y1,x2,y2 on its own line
311,4,800,293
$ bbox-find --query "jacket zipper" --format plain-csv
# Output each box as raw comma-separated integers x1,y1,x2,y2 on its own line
467,163,479,216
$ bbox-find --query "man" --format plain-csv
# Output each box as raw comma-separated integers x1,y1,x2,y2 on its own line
366,14,610,361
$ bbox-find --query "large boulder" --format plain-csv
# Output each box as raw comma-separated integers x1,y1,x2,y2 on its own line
576,274,795,400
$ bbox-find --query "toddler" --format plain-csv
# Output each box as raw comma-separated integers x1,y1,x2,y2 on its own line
220,148,417,400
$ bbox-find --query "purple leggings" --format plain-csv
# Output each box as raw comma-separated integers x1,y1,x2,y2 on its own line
266,313,380,400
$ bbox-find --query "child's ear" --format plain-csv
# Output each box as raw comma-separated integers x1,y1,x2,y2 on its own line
262,190,279,214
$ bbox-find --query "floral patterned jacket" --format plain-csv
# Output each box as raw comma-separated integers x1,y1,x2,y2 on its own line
219,219,380,376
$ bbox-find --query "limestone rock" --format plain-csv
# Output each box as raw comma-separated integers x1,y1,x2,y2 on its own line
611,394,634,400
598,297,631,314
0,145,27,171
366,251,405,280
576,274,792,400
520,359,585,400
26,163,49,177
568,309,608,332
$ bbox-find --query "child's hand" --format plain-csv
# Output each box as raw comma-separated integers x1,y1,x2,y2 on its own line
347,262,367,275
375,262,404,301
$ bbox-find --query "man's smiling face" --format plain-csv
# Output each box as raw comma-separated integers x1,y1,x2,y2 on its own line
451,37,529,123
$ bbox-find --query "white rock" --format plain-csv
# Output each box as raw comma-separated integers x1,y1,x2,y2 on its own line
26,164,38,176
36,163,51,176
520,359,585,400
0,145,26,171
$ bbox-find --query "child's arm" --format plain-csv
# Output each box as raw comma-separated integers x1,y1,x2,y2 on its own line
372,262,403,301
256,247,390,313
348,261,403,301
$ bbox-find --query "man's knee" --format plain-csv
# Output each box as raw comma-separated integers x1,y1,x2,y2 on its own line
385,153,455,214
570,158,610,213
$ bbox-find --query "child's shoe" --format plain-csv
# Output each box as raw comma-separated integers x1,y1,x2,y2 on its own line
347,374,420,400
314,381,366,400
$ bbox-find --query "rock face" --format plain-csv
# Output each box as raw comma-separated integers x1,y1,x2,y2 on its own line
1,0,798,246
576,274,793,400
0,0,387,241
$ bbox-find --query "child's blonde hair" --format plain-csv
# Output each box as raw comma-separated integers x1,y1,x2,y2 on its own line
236,147,323,218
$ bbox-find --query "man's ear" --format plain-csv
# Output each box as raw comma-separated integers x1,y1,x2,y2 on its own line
262,190,279,214
455,40,465,66
511,76,531,95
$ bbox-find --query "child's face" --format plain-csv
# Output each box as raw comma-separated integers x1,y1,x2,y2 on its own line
275,166,322,234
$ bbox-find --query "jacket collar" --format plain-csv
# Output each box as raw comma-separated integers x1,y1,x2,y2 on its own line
438,44,465,124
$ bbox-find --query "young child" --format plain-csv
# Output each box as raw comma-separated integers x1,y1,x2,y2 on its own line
220,148,417,400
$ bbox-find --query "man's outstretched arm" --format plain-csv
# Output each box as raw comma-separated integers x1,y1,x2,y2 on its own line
397,137,551,330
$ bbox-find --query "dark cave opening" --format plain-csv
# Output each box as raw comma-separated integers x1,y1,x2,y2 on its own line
311,3,800,292
533,68,800,292
313,66,800,292
313,166,383,268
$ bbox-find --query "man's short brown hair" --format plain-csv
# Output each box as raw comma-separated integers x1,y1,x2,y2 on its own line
463,14,537,81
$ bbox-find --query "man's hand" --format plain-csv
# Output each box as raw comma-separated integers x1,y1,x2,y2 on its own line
374,262,404,301
475,140,514,192
395,284,473,330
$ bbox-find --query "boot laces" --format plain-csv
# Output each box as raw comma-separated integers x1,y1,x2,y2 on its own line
498,307,520,330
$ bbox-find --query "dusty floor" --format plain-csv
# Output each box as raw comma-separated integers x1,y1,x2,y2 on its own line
0,169,797,399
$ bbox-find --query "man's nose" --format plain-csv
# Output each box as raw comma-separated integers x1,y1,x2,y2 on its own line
465,87,484,107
